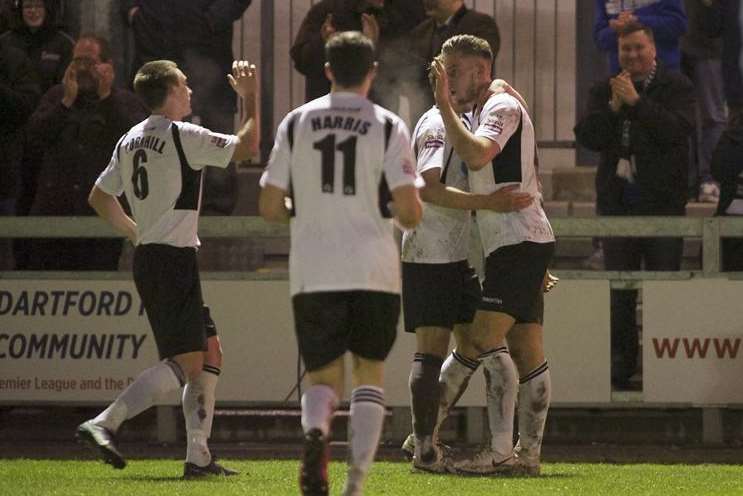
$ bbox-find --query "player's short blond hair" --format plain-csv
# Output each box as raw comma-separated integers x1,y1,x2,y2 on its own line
440,34,493,63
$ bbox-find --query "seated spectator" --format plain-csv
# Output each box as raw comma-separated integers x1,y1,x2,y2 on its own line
121,0,253,214
0,43,40,269
290,0,425,108
711,118,743,271
594,0,687,73
25,34,146,270
402,0,500,123
574,22,695,389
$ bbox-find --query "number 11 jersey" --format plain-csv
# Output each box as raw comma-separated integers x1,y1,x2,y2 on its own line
261,92,422,296
95,114,237,248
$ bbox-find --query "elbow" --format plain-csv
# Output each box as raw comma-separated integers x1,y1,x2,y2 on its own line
466,160,488,172
396,203,423,230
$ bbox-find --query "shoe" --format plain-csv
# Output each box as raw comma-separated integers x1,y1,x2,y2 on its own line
183,458,239,478
402,433,455,461
699,182,720,203
451,448,515,476
75,421,126,469
513,442,540,476
412,445,449,474
401,433,415,461
300,428,329,496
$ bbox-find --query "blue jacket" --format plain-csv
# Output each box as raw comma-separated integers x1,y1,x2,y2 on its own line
594,0,688,73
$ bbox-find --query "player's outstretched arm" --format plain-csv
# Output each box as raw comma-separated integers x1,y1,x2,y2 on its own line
258,184,290,224
228,60,260,162
390,184,422,229
88,186,137,244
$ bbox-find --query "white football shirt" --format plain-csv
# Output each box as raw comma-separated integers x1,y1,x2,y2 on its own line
95,115,237,248
468,93,554,256
401,106,472,263
260,92,422,296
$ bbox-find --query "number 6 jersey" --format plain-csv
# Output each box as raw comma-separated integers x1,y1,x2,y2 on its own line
95,114,237,248
260,92,422,296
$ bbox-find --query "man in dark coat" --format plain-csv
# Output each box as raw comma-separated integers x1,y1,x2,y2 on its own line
403,0,500,123
25,35,146,270
574,22,695,388
290,0,425,109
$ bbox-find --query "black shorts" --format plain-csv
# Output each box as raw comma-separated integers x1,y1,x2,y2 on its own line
133,244,216,360
292,291,400,372
480,241,555,324
402,260,481,333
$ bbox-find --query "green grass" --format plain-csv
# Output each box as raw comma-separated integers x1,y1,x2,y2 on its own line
2,460,743,495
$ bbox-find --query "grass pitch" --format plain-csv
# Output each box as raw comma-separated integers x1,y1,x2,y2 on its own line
2,459,743,495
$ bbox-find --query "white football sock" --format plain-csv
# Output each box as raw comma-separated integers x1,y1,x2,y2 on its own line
518,362,551,461
479,347,518,456
183,364,220,466
301,384,338,437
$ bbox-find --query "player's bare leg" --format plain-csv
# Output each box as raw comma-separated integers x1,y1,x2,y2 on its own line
507,324,550,476
453,310,518,475
342,356,385,496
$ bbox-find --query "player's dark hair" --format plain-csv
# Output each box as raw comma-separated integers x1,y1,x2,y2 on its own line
133,60,182,111
617,21,655,43
441,34,492,63
325,31,375,88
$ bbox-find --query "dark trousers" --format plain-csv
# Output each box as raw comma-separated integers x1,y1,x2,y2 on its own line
603,236,683,386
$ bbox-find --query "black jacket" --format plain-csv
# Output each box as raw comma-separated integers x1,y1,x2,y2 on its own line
404,5,500,121
574,63,695,216
0,44,40,200
711,126,743,216
26,85,146,215
290,0,425,102
121,0,251,75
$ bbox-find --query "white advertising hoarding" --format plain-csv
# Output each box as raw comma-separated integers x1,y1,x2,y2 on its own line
0,279,611,406
644,280,743,404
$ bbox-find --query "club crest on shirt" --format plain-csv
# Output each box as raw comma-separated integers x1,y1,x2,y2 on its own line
210,135,228,148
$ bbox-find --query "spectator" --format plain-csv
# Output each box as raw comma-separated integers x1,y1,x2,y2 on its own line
682,0,725,203
2,0,75,269
403,0,500,124
710,119,743,270
0,0,14,33
700,0,742,124
25,34,146,270
120,0,253,214
0,43,40,269
574,22,695,389
290,0,425,108
594,0,688,73
0,0,73,93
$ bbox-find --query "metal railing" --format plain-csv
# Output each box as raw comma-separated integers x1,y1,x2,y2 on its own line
2,216,743,281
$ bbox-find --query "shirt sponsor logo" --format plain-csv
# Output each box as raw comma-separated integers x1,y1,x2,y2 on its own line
422,131,445,149
210,135,228,148
482,296,503,305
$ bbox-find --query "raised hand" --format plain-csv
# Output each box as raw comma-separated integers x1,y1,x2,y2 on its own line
361,13,380,44
431,58,452,110
321,14,336,42
62,63,78,108
228,60,257,99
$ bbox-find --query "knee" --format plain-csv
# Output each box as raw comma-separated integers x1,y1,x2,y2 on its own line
204,337,224,369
